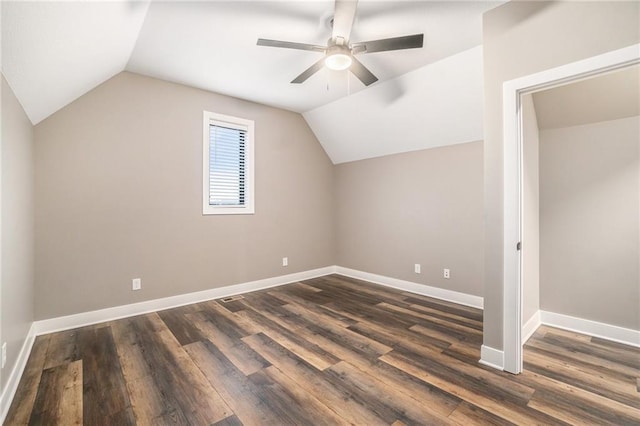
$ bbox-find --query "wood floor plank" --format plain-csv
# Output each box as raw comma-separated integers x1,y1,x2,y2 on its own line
212,414,244,426
379,352,564,425
324,299,420,331
130,314,233,424
243,332,390,425
526,334,640,378
185,339,295,425
110,318,153,382
348,318,451,356
216,298,247,313
236,308,340,370
251,366,349,425
441,342,482,365
309,276,400,307
201,300,260,337
76,326,135,425
526,342,639,389
187,311,270,375
539,326,593,342
306,322,393,359
402,295,483,322
524,349,640,408
275,283,339,305
283,320,463,418
241,291,289,309
409,322,482,346
378,302,483,337
4,335,51,424
542,332,639,369
319,275,410,305
42,329,80,370
268,299,394,359
238,294,308,333
447,401,517,426
269,289,358,328
125,374,188,425
401,302,484,330
29,360,83,425
157,307,207,346
285,281,323,293
391,344,537,405
250,310,388,366
527,388,640,425
325,360,456,425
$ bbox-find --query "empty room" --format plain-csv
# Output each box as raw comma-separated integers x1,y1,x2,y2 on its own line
1,1,638,424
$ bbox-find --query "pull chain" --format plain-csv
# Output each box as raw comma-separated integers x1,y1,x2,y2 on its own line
326,67,330,92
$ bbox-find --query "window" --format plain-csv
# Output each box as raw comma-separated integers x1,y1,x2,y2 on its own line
203,111,254,215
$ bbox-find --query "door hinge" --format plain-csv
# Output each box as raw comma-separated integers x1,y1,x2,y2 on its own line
516,242,522,251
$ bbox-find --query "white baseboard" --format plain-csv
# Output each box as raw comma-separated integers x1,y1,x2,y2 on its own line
335,267,484,310
34,266,336,335
522,310,541,344
35,265,484,336
0,323,36,425
479,345,504,370
540,310,640,348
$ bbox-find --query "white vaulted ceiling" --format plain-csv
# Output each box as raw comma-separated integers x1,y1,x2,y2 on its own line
1,1,503,162
305,46,484,163
1,1,151,125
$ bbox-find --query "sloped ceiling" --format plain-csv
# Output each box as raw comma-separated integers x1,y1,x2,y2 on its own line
305,46,484,163
1,1,503,162
1,1,151,125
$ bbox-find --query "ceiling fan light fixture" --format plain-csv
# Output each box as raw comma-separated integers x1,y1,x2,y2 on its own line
325,45,352,71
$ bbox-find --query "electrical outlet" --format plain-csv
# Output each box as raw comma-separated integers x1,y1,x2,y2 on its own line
282,257,288,267
444,269,450,279
132,278,141,291
2,342,7,369
414,264,421,274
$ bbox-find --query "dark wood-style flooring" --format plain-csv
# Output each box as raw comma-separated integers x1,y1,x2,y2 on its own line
5,274,640,425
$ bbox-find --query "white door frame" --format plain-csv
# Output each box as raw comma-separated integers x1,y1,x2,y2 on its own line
502,43,640,374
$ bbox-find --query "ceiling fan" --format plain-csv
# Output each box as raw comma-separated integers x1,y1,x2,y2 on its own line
257,0,424,86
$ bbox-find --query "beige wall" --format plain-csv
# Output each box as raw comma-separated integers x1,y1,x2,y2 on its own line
334,141,484,296
482,1,640,349
539,116,639,330
1,74,34,390
522,94,539,325
34,72,334,320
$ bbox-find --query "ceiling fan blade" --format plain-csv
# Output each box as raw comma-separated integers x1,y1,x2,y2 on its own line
350,57,378,86
257,38,326,53
332,0,358,42
352,34,424,54
291,57,326,84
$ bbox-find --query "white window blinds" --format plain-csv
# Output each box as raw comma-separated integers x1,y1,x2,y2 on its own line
202,111,254,215
208,123,247,206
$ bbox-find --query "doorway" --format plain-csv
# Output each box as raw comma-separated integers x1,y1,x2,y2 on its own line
502,43,640,374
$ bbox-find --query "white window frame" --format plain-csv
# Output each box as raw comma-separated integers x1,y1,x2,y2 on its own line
202,111,255,215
